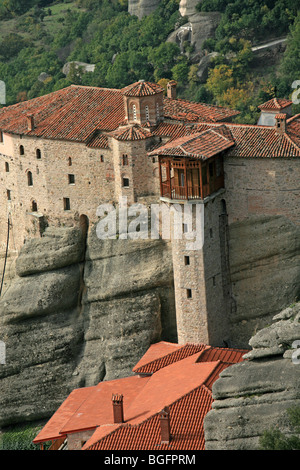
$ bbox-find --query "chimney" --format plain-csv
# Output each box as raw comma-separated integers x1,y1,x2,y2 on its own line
275,113,287,134
167,81,177,100
112,394,124,424
160,406,171,444
27,114,34,131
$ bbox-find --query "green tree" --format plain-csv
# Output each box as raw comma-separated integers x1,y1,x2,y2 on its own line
260,407,300,450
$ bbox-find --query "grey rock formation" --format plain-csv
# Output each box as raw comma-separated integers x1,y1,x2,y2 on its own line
62,62,95,77
204,302,300,450
167,12,221,54
0,224,175,427
228,215,300,348
128,0,161,20
179,0,200,17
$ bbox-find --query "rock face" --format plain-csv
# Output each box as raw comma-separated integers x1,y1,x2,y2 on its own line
179,0,200,17
228,215,300,348
167,12,221,55
204,302,300,450
0,224,175,428
128,0,161,19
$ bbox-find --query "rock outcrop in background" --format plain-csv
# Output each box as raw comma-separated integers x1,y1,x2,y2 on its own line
128,0,161,19
204,302,300,450
0,224,175,428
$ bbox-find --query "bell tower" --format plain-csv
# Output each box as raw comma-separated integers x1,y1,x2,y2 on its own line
122,80,164,127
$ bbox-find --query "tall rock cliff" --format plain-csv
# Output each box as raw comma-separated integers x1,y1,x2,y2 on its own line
0,224,175,428
204,302,300,449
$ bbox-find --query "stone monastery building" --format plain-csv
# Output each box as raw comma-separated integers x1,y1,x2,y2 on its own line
0,80,299,346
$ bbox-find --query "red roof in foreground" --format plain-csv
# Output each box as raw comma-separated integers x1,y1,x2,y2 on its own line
33,342,248,451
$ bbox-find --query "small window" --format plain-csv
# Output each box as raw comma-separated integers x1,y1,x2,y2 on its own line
20,145,24,156
100,155,104,163
182,223,188,234
122,154,128,166
212,276,216,287
123,177,130,188
27,171,33,186
209,228,213,239
63,197,71,211
184,256,190,266
145,105,150,121
36,149,41,159
0,131,3,143
5,162,9,172
68,174,75,185
68,157,72,166
32,201,37,212
186,289,192,299
6,189,11,201
132,104,137,121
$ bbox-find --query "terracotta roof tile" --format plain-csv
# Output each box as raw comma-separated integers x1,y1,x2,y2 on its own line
122,81,164,97
149,126,235,160
132,342,207,375
85,385,213,450
109,124,153,141
258,97,293,111
33,341,249,451
163,97,240,123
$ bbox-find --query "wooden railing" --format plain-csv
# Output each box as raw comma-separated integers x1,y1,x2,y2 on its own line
161,175,224,201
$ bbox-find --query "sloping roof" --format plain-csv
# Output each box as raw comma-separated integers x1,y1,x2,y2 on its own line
258,97,293,111
33,341,248,451
0,83,239,143
0,85,125,142
122,81,164,97
149,126,235,160
150,119,300,159
108,124,153,141
133,342,207,375
163,97,240,123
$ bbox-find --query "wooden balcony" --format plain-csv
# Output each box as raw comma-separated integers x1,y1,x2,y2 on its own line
159,156,224,202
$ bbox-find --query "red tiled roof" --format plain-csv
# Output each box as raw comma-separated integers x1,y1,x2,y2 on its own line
109,124,153,141
85,385,213,451
149,126,235,160
0,85,125,142
33,341,248,451
258,97,293,111
133,342,207,375
122,81,164,97
151,120,300,158
33,386,96,443
163,97,240,123
87,132,109,149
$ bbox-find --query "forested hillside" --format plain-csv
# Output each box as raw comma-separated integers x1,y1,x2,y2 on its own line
0,0,299,123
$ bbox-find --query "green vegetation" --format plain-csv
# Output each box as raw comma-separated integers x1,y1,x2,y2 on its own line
0,0,299,123
0,422,44,450
259,407,300,450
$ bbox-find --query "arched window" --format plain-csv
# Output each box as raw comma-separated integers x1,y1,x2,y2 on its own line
68,157,72,166
132,104,137,121
32,201,37,212
5,162,9,172
145,105,150,121
27,171,33,186
36,149,41,159
20,145,24,156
